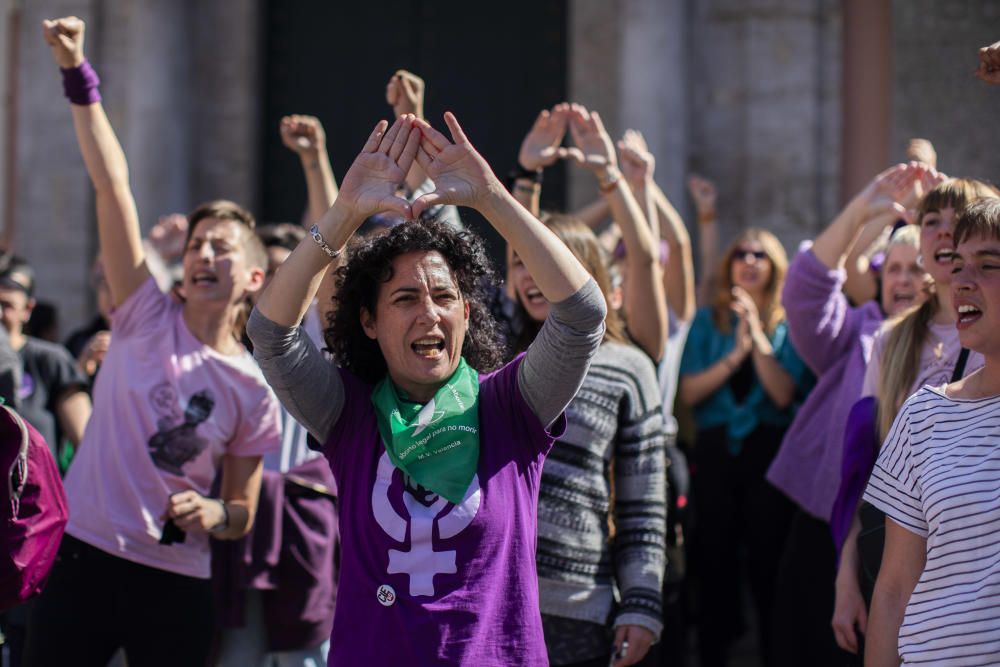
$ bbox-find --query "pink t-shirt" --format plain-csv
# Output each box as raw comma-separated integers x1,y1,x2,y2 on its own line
63,278,281,579
861,319,984,399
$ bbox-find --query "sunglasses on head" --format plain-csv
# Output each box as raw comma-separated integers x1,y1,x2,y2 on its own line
731,249,768,262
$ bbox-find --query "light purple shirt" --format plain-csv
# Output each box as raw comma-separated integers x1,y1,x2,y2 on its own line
323,356,564,666
766,249,883,521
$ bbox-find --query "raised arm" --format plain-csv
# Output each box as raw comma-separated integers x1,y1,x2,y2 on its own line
249,115,423,440
566,106,666,360
514,103,570,217
44,17,150,307
256,116,420,328
386,70,431,194
280,114,338,225
688,175,719,306
621,129,696,323
412,112,606,425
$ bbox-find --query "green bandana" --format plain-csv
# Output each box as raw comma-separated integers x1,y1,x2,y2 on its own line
371,358,480,505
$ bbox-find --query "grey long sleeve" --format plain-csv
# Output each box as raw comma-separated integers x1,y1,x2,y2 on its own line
246,308,343,443
518,278,608,427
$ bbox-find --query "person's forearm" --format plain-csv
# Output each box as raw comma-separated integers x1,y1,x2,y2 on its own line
479,188,591,302
696,217,719,307
70,102,150,306
865,588,906,666
680,353,741,407
210,500,252,540
405,162,428,195
812,195,876,270
511,177,541,218
56,389,92,446
750,337,796,408
300,148,338,225
652,183,696,321
843,211,896,305
606,178,667,360
257,202,360,327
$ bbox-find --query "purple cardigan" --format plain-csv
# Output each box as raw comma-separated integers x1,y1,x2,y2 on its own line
766,249,883,521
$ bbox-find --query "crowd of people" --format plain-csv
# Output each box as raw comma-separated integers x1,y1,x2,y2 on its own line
0,13,999,667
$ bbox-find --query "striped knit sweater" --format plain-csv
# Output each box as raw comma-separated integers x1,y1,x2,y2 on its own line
536,341,668,639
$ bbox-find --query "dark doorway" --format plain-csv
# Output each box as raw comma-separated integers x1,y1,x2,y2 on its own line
259,0,568,262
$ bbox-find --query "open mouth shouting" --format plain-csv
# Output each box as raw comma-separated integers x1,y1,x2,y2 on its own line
957,303,983,328
411,335,446,359
190,270,219,287
523,287,546,306
933,248,955,267
891,289,916,309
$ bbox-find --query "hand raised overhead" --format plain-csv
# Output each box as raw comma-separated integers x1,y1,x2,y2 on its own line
518,103,571,172
564,104,618,176
42,16,85,69
334,115,421,220
411,112,502,218
687,175,718,217
386,70,425,119
280,115,326,157
617,129,655,189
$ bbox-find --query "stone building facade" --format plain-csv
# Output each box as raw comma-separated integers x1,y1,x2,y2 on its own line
0,0,997,335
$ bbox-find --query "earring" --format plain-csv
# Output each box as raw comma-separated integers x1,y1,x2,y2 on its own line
916,254,925,269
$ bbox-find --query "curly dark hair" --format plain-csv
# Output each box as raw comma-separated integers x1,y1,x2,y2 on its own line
326,220,505,384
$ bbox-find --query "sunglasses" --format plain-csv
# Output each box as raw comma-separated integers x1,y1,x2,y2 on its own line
731,249,768,263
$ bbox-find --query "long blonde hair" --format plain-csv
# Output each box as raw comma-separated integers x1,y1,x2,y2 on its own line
875,178,1000,439
711,228,788,335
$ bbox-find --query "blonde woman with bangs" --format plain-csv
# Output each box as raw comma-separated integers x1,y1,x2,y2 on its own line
679,228,813,665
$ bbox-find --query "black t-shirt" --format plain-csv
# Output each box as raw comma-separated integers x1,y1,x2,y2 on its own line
18,336,88,456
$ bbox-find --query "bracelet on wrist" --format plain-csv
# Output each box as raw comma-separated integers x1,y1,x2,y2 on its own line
507,164,543,191
309,224,343,260
209,499,229,534
598,167,622,194
61,59,102,106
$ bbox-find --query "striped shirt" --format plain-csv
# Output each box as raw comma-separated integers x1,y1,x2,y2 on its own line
864,385,1000,664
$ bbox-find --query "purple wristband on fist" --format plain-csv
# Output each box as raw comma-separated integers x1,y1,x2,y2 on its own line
61,59,101,105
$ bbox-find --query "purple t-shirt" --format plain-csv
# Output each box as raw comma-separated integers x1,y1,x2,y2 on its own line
322,355,565,666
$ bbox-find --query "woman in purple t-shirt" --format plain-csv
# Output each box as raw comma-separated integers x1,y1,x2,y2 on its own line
248,113,607,666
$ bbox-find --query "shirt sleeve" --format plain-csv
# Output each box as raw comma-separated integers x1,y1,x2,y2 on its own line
679,308,717,377
518,278,607,428
612,349,668,639
109,276,171,340
42,344,89,409
246,306,344,443
782,249,860,376
228,386,282,458
860,329,885,399
862,399,927,537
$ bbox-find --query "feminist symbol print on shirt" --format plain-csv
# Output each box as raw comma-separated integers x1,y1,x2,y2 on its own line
371,451,481,597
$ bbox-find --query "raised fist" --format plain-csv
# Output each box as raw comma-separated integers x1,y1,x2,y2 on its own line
386,70,425,119
280,115,326,157
147,213,189,263
686,175,717,218
617,129,655,190
42,17,85,69
976,40,1000,85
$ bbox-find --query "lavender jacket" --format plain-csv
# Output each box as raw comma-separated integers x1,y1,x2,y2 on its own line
766,248,883,521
